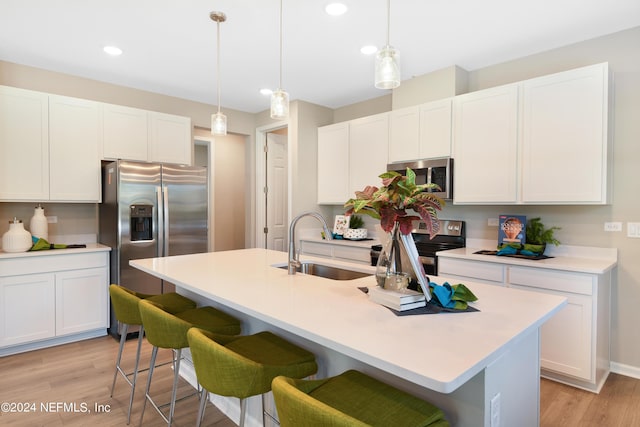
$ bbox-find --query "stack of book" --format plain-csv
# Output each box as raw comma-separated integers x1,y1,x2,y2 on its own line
368,286,426,311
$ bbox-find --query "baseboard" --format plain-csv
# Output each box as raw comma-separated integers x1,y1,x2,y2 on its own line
610,362,640,380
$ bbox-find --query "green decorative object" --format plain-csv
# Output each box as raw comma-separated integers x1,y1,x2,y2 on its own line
348,214,364,229
526,217,561,246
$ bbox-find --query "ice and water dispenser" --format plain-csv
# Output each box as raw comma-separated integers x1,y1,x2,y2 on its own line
130,204,153,241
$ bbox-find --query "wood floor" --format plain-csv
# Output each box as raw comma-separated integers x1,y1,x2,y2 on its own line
1,335,639,426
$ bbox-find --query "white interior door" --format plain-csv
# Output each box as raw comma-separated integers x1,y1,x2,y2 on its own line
265,132,288,251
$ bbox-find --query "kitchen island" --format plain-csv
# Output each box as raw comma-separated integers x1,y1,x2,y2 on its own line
130,248,566,427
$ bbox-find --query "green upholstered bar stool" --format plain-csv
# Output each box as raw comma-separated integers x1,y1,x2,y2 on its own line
138,299,241,427
272,370,449,427
187,327,318,427
108,284,197,424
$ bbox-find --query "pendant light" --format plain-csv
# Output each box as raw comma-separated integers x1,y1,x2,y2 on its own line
374,0,400,89
270,0,289,119
210,11,227,135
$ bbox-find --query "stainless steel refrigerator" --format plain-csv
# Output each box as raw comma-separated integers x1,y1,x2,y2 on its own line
99,160,208,336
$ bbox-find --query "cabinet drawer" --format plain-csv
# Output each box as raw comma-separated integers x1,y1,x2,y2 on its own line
509,266,593,296
438,258,505,283
300,241,333,257
333,246,370,264
0,252,108,277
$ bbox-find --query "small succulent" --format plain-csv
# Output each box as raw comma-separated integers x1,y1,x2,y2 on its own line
526,217,561,246
349,214,365,229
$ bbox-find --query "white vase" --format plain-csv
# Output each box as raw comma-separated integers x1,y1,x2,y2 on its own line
30,205,48,241
2,218,32,252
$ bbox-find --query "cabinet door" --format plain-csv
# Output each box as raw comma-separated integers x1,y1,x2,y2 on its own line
49,95,102,202
521,63,609,204
0,86,49,201
317,122,350,204
419,98,452,158
0,274,55,346
103,103,149,161
55,268,108,336
389,107,419,162
148,112,192,165
438,257,506,286
453,84,519,204
349,113,389,195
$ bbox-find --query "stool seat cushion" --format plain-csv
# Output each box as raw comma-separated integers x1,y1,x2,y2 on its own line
139,300,241,350
272,370,448,427
188,328,318,399
109,284,196,325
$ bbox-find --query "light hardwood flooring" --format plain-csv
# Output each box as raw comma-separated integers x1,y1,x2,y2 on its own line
1,335,640,426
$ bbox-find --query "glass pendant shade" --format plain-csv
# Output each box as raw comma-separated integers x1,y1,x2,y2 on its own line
375,45,400,89
270,89,289,119
211,111,227,136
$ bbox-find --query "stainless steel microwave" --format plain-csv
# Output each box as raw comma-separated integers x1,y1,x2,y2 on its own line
387,158,453,200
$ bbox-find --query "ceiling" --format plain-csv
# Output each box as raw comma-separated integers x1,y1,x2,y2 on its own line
1,1,639,114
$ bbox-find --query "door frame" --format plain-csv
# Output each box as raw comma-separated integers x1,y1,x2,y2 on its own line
255,120,289,249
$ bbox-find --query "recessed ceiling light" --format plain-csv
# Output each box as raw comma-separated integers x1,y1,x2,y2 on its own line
260,88,273,96
325,3,348,16
360,45,377,55
103,46,123,56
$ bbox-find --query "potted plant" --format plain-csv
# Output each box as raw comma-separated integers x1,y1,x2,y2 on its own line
344,168,444,290
344,215,368,240
524,217,560,255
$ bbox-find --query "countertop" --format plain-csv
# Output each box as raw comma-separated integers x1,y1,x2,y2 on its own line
0,243,111,259
437,246,617,275
130,248,566,394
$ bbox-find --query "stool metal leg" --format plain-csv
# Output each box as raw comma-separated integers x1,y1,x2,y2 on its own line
196,389,208,427
139,345,158,427
239,398,247,427
110,323,129,397
126,325,145,424
167,348,182,427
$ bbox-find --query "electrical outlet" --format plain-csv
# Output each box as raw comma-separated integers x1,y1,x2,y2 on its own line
46,216,58,224
490,393,501,427
604,222,622,232
488,218,499,227
628,222,640,238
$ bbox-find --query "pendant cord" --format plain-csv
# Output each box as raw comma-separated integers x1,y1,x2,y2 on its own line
278,0,283,90
386,0,391,46
216,20,221,114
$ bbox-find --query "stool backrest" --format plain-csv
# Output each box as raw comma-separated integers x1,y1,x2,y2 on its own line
271,376,369,427
109,284,144,325
138,299,193,349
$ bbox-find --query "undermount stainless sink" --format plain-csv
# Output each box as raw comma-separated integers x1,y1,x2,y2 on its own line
276,262,371,281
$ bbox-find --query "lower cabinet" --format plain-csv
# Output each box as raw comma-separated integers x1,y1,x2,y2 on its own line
300,240,372,265
438,256,610,392
0,251,109,354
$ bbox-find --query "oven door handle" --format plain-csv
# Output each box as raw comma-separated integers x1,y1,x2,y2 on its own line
419,256,436,266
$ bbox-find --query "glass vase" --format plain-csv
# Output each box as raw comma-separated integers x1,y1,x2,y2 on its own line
375,223,410,292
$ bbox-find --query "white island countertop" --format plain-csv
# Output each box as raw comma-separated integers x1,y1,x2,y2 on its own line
130,248,565,395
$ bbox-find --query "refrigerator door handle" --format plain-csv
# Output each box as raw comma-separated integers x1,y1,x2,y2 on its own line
162,186,169,257
156,186,164,257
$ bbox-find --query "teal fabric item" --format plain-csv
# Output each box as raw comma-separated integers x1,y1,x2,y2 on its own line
496,245,518,256
428,282,478,310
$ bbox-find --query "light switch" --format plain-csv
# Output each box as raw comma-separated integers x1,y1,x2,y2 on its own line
628,222,640,238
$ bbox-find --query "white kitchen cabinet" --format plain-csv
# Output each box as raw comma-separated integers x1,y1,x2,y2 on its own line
349,113,389,194
388,99,452,163
48,95,102,202
148,112,192,165
453,83,519,204
389,106,419,162
300,240,371,265
418,98,452,159
0,273,56,347
0,249,110,355
317,122,350,204
438,255,610,392
0,86,49,201
521,63,610,204
103,105,193,165
103,103,149,161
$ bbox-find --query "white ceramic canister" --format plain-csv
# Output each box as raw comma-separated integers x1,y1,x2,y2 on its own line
2,218,33,252
30,204,48,241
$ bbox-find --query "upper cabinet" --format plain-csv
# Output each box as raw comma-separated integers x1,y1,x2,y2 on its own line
521,63,610,204
0,87,101,202
453,84,520,204
453,62,611,205
49,95,102,202
103,104,192,165
388,99,452,163
0,86,49,201
317,113,389,205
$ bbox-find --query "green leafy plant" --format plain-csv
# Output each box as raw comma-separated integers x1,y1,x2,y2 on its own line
344,168,444,236
348,214,364,229
526,217,561,246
